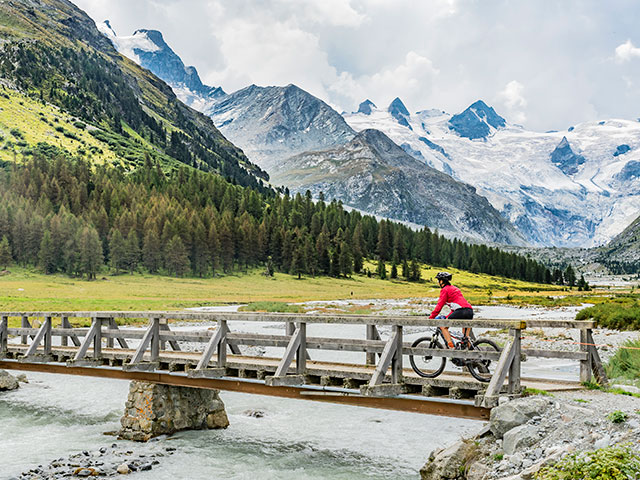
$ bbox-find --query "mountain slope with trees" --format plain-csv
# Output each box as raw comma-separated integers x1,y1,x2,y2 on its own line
0,0,267,189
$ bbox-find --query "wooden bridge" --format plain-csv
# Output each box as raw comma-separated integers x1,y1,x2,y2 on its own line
0,311,607,420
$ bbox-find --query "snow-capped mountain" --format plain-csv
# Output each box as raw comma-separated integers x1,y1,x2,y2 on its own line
344,100,640,247
205,84,356,171
273,129,526,245
98,21,225,112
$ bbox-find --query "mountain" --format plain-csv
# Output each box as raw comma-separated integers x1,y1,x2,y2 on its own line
98,21,226,113
344,102,640,248
448,100,506,140
0,0,267,189
272,129,526,245
598,214,640,273
388,97,412,129
205,84,357,171
357,99,376,115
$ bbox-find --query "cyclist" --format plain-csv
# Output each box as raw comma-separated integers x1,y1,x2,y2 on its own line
429,272,474,348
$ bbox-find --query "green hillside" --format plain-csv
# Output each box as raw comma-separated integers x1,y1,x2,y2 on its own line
0,0,268,188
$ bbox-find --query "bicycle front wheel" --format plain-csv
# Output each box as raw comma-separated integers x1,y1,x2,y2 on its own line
467,338,501,382
409,336,446,378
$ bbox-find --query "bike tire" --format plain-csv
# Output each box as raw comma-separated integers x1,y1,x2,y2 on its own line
467,338,501,383
409,336,447,378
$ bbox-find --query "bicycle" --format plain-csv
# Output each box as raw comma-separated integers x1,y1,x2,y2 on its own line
408,327,501,382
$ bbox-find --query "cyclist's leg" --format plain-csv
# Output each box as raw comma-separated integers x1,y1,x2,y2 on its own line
440,327,455,348
448,308,474,344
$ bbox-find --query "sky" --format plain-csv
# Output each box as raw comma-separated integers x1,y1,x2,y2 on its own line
73,0,640,132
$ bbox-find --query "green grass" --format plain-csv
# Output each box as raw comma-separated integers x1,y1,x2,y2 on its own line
535,444,640,480
607,411,628,423
576,297,640,330
0,266,607,325
606,338,640,380
523,387,553,397
239,302,303,313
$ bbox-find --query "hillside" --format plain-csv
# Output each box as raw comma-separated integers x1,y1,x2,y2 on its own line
598,214,640,273
273,129,526,246
0,0,267,189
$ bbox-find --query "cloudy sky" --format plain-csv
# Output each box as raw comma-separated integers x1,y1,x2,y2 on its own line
74,0,640,131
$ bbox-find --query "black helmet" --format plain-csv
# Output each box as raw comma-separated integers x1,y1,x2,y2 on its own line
435,271,452,282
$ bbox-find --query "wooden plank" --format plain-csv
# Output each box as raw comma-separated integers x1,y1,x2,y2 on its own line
273,325,303,377
72,320,99,362
369,328,401,386
61,317,81,347
159,323,180,351
586,330,608,387
521,349,588,361
93,317,102,359
128,321,154,365
0,316,7,354
391,325,403,384
579,329,591,383
195,327,224,370
43,316,52,355
296,322,306,374
366,325,381,365
482,339,517,406
150,318,160,362
0,311,528,329
24,320,50,357
508,329,521,394
526,319,596,329
107,319,129,349
217,320,228,368
21,316,31,344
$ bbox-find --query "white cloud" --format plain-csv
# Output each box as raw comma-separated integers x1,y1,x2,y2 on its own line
496,80,527,123
615,39,640,62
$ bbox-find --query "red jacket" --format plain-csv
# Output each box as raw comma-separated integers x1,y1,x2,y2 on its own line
429,284,472,319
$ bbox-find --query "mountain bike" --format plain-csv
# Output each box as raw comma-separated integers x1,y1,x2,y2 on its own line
408,328,501,382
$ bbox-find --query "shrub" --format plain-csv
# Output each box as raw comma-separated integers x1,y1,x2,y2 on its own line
576,299,640,330
9,128,23,139
607,410,628,423
239,301,303,313
606,338,640,380
535,444,640,480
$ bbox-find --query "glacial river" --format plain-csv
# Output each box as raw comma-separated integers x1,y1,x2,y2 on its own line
0,304,581,478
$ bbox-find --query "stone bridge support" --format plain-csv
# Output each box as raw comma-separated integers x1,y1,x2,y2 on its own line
119,381,229,442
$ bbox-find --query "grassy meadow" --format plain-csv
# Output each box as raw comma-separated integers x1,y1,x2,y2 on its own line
0,263,623,315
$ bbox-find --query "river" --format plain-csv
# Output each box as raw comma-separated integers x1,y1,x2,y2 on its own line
0,304,584,478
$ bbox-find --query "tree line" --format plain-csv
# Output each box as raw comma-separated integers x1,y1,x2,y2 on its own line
0,148,557,284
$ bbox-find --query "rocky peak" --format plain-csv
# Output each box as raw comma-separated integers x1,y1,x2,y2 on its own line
388,97,412,129
357,99,377,115
448,100,506,140
550,136,585,175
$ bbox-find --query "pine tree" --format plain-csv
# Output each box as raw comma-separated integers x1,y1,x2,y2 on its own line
108,229,126,273
377,257,387,280
78,226,103,280
124,230,140,273
339,241,352,277
39,231,57,274
165,235,189,277
142,230,162,274
390,262,398,279
410,259,421,282
0,235,11,269
564,265,576,287
402,259,410,281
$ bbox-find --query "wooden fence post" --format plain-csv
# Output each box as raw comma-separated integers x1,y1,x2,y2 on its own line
508,328,521,394
217,319,228,367
92,316,102,359
296,322,307,374
0,316,7,355
391,325,403,384
366,325,380,365
21,315,30,344
579,329,592,383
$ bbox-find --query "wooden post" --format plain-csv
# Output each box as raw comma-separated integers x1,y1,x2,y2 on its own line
159,318,167,351
579,329,592,383
296,322,307,374
150,318,160,362
106,317,114,348
391,325,403,383
286,322,295,336
217,319,228,367
0,316,7,354
508,328,521,394
366,325,380,365
21,315,30,344
92,316,102,359
43,316,52,355
61,316,68,347
586,329,608,387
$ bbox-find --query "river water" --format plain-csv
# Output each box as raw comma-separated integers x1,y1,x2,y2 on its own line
0,304,582,479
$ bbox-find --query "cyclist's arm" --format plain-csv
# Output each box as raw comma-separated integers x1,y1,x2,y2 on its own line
429,287,449,319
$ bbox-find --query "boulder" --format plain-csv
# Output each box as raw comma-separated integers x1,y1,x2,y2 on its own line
503,425,540,455
420,440,474,480
490,397,550,438
0,370,19,391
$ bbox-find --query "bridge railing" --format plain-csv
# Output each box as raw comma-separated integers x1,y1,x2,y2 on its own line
0,311,604,406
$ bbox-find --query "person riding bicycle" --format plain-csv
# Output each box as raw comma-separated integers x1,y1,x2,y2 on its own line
429,272,474,348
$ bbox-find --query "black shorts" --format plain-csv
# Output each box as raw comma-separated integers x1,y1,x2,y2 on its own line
448,307,473,319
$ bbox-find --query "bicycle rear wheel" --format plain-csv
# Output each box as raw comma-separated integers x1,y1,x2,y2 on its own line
409,336,446,378
467,338,501,382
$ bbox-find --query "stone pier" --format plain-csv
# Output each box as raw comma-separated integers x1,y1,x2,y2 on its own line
119,381,229,442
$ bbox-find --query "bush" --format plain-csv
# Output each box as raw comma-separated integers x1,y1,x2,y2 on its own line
607,410,628,423
9,128,23,139
576,299,640,330
535,444,640,480
606,338,640,381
